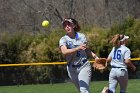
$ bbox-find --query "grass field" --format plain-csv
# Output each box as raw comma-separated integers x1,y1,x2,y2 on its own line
0,79,139,93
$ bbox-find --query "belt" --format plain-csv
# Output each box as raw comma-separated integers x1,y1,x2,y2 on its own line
111,66,124,68
68,59,87,68
71,64,82,67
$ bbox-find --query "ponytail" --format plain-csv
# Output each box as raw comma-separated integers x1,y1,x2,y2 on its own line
110,34,120,47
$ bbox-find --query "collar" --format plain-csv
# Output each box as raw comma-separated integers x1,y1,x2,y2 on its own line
66,32,79,40
75,32,79,40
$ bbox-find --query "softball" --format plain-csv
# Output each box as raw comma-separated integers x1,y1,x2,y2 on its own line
42,20,49,27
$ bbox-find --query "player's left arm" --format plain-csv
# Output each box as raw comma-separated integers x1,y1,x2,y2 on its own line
106,56,112,63
82,34,99,59
85,48,99,59
106,48,114,63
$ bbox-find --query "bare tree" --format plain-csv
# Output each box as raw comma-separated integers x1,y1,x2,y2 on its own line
0,0,140,32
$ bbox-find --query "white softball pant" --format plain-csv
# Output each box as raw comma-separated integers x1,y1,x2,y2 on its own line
67,62,92,93
108,68,128,93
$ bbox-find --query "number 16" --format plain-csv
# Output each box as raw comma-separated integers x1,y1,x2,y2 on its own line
113,50,121,59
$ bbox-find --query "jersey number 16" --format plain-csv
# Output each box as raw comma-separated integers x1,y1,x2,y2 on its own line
113,50,121,59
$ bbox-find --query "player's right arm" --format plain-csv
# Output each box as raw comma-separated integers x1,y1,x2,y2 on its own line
60,44,87,56
124,49,136,71
125,59,136,71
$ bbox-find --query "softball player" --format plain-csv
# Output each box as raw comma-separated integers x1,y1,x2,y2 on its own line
59,18,98,93
106,34,136,93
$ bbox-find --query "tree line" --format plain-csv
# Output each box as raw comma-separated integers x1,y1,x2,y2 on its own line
0,0,140,33
0,17,140,85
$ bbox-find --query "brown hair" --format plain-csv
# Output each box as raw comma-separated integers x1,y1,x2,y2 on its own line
110,34,124,47
62,18,81,32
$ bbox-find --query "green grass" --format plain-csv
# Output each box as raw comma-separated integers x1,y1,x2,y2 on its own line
0,79,139,93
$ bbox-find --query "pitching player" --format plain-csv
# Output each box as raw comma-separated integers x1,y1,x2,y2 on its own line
59,18,98,93
106,34,136,93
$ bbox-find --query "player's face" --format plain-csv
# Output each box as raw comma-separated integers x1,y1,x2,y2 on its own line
63,22,75,33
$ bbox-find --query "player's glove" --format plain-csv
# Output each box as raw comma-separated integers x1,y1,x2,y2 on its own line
93,58,107,72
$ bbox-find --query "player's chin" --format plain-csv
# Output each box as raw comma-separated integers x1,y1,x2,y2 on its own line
66,30,73,33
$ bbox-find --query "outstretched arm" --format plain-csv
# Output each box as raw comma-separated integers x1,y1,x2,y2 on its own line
85,48,99,59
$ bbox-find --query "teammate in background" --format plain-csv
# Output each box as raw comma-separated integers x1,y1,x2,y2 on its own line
106,34,136,93
59,18,99,93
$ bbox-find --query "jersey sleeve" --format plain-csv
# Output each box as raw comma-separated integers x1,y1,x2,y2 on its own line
59,37,67,47
124,49,131,59
81,33,87,44
108,47,114,58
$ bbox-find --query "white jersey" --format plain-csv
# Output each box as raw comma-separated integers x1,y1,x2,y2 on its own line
108,45,131,68
59,32,87,66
